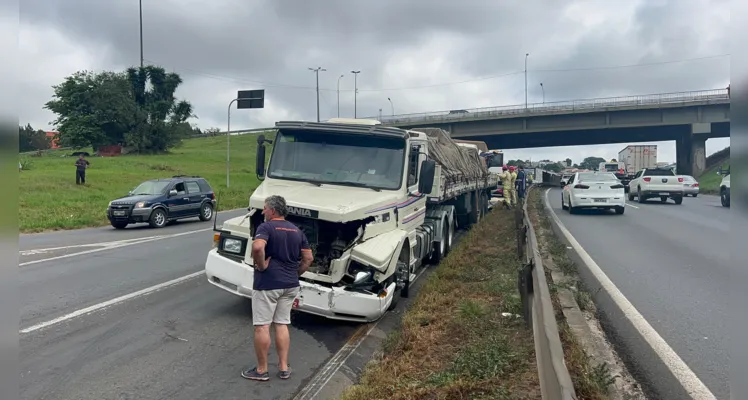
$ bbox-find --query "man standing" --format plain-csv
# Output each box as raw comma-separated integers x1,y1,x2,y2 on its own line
242,195,313,382
74,154,90,185
516,166,527,201
499,165,514,209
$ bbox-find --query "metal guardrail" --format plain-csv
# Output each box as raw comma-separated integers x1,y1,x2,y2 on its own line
373,88,729,125
516,183,577,400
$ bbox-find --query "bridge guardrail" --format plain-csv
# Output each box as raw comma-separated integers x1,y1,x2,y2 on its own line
516,184,577,400
374,88,729,125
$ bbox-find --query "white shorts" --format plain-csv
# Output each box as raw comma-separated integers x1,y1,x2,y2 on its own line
251,287,300,326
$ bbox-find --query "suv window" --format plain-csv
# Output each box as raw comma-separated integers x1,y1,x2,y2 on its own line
196,178,212,193
173,182,187,194
186,181,201,194
643,168,675,177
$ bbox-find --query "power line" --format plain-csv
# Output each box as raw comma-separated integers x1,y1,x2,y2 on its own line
144,53,730,93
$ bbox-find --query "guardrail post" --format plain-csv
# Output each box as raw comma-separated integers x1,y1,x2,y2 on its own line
518,259,534,327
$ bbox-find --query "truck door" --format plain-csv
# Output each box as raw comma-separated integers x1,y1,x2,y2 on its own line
400,143,427,229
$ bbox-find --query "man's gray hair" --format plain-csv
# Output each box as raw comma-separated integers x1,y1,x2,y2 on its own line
265,195,288,217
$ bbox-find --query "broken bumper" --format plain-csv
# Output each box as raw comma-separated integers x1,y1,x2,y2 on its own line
204,249,392,323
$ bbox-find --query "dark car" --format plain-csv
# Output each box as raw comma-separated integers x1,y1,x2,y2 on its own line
106,175,217,229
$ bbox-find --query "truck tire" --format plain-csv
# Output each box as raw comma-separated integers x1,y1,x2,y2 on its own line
721,187,730,207
469,191,481,226
398,246,411,299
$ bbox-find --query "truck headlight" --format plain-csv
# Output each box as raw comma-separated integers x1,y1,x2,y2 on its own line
223,238,243,254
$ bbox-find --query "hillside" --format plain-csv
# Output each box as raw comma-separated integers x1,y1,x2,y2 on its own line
19,133,269,232
698,158,729,194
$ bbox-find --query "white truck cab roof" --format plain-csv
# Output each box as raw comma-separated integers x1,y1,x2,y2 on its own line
325,118,381,125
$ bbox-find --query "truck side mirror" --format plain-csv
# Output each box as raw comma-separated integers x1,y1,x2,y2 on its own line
256,135,266,179
418,159,436,194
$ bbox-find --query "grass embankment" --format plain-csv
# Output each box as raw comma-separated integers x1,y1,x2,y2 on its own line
340,207,541,400
697,159,729,195
19,133,268,233
526,188,618,400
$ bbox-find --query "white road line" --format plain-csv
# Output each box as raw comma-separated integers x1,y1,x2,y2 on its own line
19,228,212,267
20,271,204,334
543,189,716,400
626,202,640,209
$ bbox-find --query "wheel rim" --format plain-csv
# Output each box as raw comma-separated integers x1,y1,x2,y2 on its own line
448,220,454,248
203,205,212,219
439,224,447,255
155,212,165,226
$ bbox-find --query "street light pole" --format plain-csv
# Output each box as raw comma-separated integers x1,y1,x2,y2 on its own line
524,53,529,109
387,97,394,116
226,98,237,188
337,74,344,117
540,82,545,103
139,0,144,68
351,70,360,118
309,67,326,122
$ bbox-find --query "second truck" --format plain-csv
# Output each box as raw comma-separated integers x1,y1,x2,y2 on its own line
205,118,499,323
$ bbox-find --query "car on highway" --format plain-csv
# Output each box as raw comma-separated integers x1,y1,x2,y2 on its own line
627,167,685,204
106,175,217,229
561,171,626,214
679,175,700,197
718,167,730,207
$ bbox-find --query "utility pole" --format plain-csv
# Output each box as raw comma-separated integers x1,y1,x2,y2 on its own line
524,53,529,109
139,0,144,68
351,70,360,118
540,82,545,103
337,74,344,117
387,97,394,115
309,67,326,122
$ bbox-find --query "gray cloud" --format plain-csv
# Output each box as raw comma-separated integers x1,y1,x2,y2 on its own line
15,0,733,162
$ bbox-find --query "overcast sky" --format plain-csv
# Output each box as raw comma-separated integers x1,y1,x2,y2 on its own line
16,0,731,164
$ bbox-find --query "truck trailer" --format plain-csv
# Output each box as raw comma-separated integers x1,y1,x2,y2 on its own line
204,119,499,323
617,145,658,192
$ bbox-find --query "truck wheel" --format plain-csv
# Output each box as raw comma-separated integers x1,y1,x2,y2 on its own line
721,188,730,207
430,220,448,264
469,191,481,225
398,246,411,299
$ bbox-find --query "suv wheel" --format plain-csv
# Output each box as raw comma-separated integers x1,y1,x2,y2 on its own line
149,208,168,228
199,203,213,221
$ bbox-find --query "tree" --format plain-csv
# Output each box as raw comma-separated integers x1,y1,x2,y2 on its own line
565,158,572,167
44,65,195,153
507,159,526,167
18,124,50,152
579,156,606,170
543,163,561,173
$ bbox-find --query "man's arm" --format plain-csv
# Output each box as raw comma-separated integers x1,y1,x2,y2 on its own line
251,223,271,271
298,233,313,276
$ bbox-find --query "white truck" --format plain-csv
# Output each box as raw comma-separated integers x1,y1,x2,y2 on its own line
204,118,499,323
627,167,685,204
718,166,730,207
618,145,658,192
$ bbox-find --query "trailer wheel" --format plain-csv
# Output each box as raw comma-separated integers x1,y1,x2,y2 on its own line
469,191,481,226
429,217,449,264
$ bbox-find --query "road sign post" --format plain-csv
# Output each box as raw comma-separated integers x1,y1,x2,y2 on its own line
227,89,265,188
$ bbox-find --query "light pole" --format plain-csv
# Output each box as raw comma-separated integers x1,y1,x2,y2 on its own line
139,0,144,68
351,70,360,118
337,74,344,117
309,67,326,122
387,97,394,115
524,53,529,109
540,82,545,103
227,90,265,188
378,108,382,120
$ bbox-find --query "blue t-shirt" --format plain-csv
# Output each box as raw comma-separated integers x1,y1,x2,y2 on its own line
252,219,311,291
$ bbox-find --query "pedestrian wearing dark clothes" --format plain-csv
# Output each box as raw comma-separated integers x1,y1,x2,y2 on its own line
74,154,90,185
242,195,313,382
516,166,527,200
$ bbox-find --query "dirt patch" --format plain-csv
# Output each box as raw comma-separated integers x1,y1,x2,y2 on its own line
340,206,541,400
527,188,648,400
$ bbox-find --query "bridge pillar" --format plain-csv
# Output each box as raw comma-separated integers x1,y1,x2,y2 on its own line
676,123,709,176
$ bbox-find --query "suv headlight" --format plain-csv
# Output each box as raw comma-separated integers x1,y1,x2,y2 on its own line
223,238,243,254
135,201,147,208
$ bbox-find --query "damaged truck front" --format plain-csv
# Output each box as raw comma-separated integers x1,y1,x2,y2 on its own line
205,118,497,323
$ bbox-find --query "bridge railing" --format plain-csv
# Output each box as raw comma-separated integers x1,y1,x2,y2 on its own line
373,88,729,125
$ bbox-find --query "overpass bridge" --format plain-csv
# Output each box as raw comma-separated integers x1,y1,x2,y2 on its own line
372,89,730,177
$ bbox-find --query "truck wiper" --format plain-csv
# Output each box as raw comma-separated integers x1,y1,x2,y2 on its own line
338,181,381,192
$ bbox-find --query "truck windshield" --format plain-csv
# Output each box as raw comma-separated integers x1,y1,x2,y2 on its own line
267,129,406,190
486,153,504,168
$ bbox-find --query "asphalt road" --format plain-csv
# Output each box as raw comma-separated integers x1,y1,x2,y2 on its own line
545,189,733,399
19,209,364,400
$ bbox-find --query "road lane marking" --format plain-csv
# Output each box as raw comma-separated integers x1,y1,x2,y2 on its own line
626,203,640,209
20,271,204,334
543,189,717,400
19,228,213,267
294,267,430,400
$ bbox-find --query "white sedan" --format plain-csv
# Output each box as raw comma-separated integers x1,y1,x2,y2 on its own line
561,171,626,215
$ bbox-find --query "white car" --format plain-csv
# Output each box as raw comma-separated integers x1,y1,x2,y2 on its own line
679,175,700,197
561,171,626,215
628,167,685,204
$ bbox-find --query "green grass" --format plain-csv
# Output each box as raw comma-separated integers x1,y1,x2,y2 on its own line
18,133,270,233
339,208,540,400
697,159,729,195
